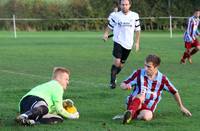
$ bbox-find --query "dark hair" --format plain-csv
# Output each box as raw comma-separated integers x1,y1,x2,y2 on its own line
119,0,132,5
113,1,119,8
145,54,161,67
194,8,200,12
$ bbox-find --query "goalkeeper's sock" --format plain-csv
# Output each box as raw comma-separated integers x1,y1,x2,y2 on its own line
127,98,141,118
25,106,48,120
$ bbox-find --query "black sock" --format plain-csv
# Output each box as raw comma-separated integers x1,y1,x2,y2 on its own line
111,65,120,83
26,106,48,120
116,67,122,74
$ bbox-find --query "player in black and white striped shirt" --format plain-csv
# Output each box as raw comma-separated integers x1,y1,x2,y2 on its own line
103,0,141,89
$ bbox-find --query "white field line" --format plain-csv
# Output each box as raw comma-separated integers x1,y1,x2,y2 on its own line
0,69,107,88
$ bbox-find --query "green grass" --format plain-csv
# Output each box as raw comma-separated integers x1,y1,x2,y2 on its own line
0,31,199,131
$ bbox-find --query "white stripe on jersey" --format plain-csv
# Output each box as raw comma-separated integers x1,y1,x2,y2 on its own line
108,11,141,50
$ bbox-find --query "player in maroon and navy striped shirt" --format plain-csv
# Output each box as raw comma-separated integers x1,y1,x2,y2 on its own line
180,9,200,64
121,54,192,124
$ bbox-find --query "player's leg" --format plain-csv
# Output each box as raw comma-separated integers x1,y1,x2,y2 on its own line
27,101,48,120
110,58,121,89
137,109,153,121
16,96,48,126
39,114,63,124
190,47,200,55
120,47,131,71
180,42,191,64
123,94,145,124
110,43,131,89
110,42,123,89
188,40,200,63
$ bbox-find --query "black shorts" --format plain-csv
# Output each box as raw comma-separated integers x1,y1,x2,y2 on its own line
20,95,47,114
112,42,131,63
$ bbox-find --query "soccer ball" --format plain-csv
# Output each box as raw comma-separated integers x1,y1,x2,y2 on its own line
64,106,78,114
63,99,78,114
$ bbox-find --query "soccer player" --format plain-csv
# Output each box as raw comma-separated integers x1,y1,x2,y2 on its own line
108,1,119,23
106,1,119,39
103,0,141,89
180,9,200,64
121,54,192,124
16,67,79,126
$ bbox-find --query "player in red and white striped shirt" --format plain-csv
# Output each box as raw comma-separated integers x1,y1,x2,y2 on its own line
180,9,200,64
121,54,192,124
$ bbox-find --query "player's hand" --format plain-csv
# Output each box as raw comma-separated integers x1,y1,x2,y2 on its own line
103,33,108,42
120,83,131,90
63,99,74,108
135,42,140,52
180,106,192,117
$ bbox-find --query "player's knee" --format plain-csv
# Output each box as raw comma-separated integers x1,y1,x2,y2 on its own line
143,114,153,121
34,105,48,116
139,110,153,121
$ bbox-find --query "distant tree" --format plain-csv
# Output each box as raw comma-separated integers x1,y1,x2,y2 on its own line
89,0,114,17
67,0,93,18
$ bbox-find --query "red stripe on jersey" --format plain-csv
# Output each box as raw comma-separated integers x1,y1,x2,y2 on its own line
143,76,148,97
151,80,157,92
150,76,165,111
163,76,177,94
143,99,150,109
124,69,141,84
144,76,148,87
150,80,157,100
137,69,142,93
149,94,154,100
143,76,150,109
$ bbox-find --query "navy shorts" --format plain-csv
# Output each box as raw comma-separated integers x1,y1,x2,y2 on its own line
112,42,131,64
19,95,47,114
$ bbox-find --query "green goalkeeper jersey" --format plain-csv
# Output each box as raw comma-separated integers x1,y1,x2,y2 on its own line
19,80,78,119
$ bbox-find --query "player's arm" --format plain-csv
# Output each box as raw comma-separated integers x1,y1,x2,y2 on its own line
163,76,192,117
173,92,192,117
103,14,117,41
55,101,79,119
120,69,140,90
103,26,112,41
135,31,140,52
120,82,132,90
52,90,79,119
196,30,200,37
134,15,141,52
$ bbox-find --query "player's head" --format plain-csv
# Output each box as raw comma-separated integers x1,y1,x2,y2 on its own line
194,8,200,18
113,1,119,12
120,0,132,14
144,54,161,77
52,67,70,90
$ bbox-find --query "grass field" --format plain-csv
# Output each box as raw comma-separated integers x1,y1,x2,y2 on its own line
0,31,199,131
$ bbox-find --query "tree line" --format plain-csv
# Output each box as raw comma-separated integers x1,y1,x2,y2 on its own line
0,0,199,31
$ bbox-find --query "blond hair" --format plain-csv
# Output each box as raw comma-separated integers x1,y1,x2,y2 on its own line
52,67,70,79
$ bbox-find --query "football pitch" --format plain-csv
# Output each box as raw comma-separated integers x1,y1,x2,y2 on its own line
0,31,199,131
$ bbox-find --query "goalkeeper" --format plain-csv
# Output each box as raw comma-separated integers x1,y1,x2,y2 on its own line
16,67,79,126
